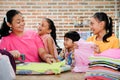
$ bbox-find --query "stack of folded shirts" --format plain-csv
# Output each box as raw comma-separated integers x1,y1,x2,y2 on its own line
85,56,120,80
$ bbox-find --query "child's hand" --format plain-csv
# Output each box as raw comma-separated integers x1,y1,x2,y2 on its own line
55,58,60,62
44,54,57,64
92,44,100,54
46,57,57,64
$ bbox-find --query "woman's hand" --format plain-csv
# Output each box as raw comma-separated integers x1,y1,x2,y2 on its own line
9,50,21,58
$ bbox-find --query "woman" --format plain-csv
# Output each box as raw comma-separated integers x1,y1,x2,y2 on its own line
0,9,56,63
87,12,119,54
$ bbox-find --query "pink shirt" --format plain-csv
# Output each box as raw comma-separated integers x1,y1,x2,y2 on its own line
73,39,95,72
0,30,44,62
40,34,58,58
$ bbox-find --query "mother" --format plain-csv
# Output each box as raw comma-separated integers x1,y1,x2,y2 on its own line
0,9,55,63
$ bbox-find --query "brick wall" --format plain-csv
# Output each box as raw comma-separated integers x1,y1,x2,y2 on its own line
0,0,120,39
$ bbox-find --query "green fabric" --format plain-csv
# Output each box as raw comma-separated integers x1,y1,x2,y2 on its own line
89,56,120,64
17,61,65,74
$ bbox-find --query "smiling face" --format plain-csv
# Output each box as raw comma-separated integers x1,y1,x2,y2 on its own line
89,17,105,35
8,14,25,33
38,19,51,35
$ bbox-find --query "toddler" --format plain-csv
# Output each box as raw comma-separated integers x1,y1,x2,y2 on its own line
58,31,80,66
58,31,95,72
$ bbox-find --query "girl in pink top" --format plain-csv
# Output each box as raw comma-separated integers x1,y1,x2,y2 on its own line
37,18,59,59
0,9,56,63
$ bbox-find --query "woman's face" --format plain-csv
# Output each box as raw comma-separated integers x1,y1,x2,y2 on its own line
38,19,51,35
64,37,74,49
89,17,105,35
10,14,25,33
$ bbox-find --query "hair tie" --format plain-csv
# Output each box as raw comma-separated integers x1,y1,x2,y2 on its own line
4,16,7,23
107,16,110,24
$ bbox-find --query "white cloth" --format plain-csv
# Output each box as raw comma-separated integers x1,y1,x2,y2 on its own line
0,55,15,80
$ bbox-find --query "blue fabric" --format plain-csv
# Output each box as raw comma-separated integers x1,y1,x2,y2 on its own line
67,52,72,65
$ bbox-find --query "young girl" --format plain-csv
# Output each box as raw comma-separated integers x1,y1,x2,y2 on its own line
58,31,80,66
38,18,59,59
87,12,119,53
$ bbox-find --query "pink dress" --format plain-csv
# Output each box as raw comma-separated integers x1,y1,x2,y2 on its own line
0,30,44,62
40,34,58,58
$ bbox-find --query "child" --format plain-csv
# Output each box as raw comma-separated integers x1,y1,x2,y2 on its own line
38,18,59,59
58,31,80,66
87,12,119,53
58,31,95,72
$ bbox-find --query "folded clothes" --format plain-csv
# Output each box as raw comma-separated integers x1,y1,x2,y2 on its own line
95,48,120,59
85,76,112,80
85,70,120,80
86,53,120,80
89,61,120,71
88,66,120,73
89,56,120,65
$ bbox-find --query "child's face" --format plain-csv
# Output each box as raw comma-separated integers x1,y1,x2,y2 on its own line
64,37,74,49
38,19,51,35
89,17,105,35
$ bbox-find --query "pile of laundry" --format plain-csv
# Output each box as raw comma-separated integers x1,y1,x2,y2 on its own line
85,49,120,80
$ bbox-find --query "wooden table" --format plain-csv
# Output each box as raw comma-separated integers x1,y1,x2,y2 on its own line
16,71,85,80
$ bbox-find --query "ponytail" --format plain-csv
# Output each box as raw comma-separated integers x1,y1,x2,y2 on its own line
103,17,113,42
0,18,11,39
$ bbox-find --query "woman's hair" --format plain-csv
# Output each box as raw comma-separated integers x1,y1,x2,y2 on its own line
64,31,80,42
44,18,60,48
0,9,21,39
93,12,113,42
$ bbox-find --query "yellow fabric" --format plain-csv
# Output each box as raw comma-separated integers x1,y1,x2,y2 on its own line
87,35,119,53
17,61,65,74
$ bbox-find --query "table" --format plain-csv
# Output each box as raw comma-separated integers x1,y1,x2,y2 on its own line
16,71,85,80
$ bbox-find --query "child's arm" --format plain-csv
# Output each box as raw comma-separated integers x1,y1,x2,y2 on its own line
47,37,56,58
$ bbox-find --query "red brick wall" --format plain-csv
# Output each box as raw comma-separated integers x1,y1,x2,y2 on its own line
0,0,120,39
